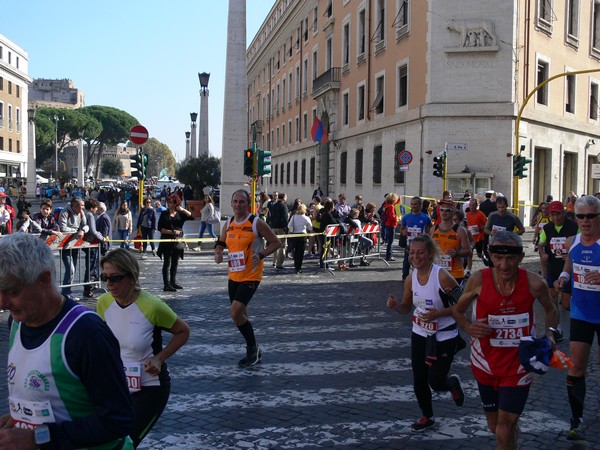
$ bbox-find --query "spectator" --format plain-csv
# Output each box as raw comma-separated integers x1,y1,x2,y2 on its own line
96,201,112,256
137,197,157,256
113,200,133,250
336,193,351,223
58,197,88,298
82,198,104,299
287,203,313,273
381,193,401,261
269,192,289,269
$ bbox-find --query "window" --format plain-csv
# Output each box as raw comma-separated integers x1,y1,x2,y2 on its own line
288,120,292,144
358,84,365,121
282,78,287,106
373,145,382,184
0,77,3,91
373,75,385,114
282,124,286,146
358,9,366,57
342,91,349,126
310,157,316,185
394,141,406,183
375,0,386,43
295,65,301,99
566,0,579,42
566,74,576,113
9,139,12,152
326,37,333,70
303,59,308,94
313,5,318,32
276,84,280,112
16,85,19,98
355,149,363,184
0,137,3,150
593,0,600,52
325,0,332,18
289,73,293,104
280,163,284,184
286,161,291,184
537,0,554,32
303,113,308,139
340,151,348,184
590,82,599,120
276,127,280,147
296,117,300,141
394,0,409,32
301,159,306,184
342,22,350,67
8,81,11,95
16,108,20,132
312,50,318,80
274,164,278,184
16,140,19,153
397,63,408,108
293,160,298,184
536,60,549,105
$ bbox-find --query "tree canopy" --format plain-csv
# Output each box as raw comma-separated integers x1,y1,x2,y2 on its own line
140,138,178,179
176,155,221,199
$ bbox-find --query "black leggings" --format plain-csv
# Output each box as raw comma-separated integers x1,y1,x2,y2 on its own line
130,384,170,448
162,250,179,286
290,235,307,271
411,332,457,418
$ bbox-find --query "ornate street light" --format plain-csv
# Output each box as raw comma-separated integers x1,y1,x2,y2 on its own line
198,72,210,92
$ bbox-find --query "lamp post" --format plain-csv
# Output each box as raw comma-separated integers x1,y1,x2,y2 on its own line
27,108,37,198
198,72,210,156
185,131,191,159
190,112,198,158
53,114,64,173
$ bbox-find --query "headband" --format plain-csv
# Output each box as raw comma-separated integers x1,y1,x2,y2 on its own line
489,245,523,255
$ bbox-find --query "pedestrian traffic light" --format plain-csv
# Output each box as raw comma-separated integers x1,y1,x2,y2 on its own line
130,150,143,181
244,149,255,176
257,149,272,176
141,153,149,180
515,155,532,179
433,153,446,178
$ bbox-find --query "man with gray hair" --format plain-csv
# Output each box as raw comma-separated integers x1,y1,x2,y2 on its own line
453,231,556,449
0,233,134,449
58,197,88,298
96,201,112,256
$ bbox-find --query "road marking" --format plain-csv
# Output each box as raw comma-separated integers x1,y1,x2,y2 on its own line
141,412,569,449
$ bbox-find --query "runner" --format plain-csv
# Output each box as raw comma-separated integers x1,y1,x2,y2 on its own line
453,231,557,449
400,196,432,281
386,235,465,432
465,198,488,276
214,190,281,366
554,195,600,440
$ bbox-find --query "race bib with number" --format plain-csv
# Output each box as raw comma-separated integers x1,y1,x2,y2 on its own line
549,237,567,257
468,225,479,236
488,313,530,347
407,226,422,243
413,307,438,335
9,397,55,429
573,264,600,292
124,361,142,393
492,225,506,233
439,254,452,269
228,251,246,273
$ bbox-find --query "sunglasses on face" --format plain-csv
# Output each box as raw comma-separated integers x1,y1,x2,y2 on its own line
100,273,128,283
440,208,454,212
575,213,599,220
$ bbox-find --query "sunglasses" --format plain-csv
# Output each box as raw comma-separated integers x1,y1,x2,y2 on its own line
440,208,454,212
100,273,128,283
575,213,599,220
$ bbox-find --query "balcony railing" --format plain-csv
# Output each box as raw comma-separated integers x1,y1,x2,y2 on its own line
312,67,341,98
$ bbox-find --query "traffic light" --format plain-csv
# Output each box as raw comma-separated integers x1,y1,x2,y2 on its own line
433,153,446,178
244,149,255,176
141,153,149,180
130,150,143,180
257,149,272,176
514,155,532,179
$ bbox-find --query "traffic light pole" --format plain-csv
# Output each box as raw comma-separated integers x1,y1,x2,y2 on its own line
514,68,600,213
251,141,257,214
443,150,448,193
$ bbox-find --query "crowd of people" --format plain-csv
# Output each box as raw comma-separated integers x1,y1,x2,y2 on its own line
0,185,598,448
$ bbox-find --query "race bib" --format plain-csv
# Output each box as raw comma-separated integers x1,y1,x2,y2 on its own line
9,397,55,429
549,237,567,257
492,225,506,233
413,307,438,334
124,361,142,393
468,225,479,236
488,313,530,347
573,264,600,292
439,254,452,269
407,226,422,243
228,251,246,272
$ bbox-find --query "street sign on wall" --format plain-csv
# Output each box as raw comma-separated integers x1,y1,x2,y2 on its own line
592,163,600,179
130,125,149,145
445,142,468,151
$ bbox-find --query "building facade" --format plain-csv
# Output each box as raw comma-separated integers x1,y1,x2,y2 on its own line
0,33,31,192
247,0,600,220
29,78,85,109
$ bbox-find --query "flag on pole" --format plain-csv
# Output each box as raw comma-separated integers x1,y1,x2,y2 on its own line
311,116,329,143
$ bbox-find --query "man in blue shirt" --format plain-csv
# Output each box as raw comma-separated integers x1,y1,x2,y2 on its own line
400,196,432,280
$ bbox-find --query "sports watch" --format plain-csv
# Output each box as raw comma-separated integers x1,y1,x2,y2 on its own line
34,424,51,447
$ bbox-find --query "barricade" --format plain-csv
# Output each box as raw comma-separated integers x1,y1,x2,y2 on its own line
45,233,102,294
319,223,388,274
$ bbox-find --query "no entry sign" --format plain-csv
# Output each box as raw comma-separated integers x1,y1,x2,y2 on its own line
130,125,149,145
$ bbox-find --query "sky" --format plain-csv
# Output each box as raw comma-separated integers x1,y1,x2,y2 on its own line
0,0,275,161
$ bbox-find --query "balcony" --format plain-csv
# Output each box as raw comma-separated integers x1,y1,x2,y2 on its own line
250,120,263,133
312,67,341,99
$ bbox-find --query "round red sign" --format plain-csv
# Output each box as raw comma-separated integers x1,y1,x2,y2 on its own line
130,125,149,145
398,150,413,165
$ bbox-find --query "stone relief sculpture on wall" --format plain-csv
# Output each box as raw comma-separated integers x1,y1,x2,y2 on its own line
447,18,497,49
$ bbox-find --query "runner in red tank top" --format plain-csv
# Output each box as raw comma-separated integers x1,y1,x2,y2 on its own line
453,231,557,450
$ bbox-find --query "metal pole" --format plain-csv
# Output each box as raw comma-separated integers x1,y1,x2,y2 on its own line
54,115,59,173
251,141,257,214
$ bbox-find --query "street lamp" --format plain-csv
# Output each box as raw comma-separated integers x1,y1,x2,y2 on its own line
53,114,64,172
198,72,210,92
198,72,211,156
185,131,191,159
190,112,198,158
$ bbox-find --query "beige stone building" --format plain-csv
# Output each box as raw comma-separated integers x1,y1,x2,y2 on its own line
0,33,31,190
29,78,85,109
247,0,600,220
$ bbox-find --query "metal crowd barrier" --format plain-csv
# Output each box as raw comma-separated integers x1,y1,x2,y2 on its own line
319,223,388,275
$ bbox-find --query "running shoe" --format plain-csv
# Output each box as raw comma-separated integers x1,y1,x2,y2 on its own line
411,416,435,432
567,418,585,440
83,291,94,299
239,346,262,367
448,374,465,406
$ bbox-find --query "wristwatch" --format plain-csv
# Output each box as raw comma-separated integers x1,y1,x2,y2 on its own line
258,252,265,260
34,424,51,447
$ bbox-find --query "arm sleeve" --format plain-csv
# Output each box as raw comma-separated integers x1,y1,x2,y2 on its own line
87,213,104,241
58,210,77,233
47,313,134,449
